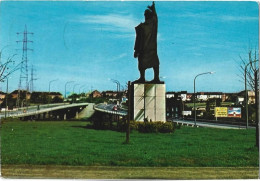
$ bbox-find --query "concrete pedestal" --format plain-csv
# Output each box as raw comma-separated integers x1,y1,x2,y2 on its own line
131,83,166,122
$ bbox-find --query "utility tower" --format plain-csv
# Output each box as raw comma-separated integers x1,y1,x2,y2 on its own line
30,65,37,92
16,25,33,107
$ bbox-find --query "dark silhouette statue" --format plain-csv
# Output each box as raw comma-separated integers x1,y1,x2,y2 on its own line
134,1,161,83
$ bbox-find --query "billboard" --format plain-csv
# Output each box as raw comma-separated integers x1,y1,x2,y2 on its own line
215,107,241,118
228,107,241,118
215,107,228,117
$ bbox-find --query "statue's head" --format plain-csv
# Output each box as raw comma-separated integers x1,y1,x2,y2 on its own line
144,9,153,20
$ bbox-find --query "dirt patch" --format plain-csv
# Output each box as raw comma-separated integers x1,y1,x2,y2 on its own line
1,165,258,179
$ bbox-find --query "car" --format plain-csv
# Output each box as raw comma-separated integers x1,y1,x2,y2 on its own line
112,105,118,111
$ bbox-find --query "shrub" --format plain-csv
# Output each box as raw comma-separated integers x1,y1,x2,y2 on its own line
158,122,174,133
137,122,158,133
117,120,138,132
88,113,176,134
137,121,174,133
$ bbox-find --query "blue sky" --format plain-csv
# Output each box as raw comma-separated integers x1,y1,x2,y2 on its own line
0,1,258,95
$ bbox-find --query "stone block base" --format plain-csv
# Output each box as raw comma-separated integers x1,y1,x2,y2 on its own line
131,83,166,122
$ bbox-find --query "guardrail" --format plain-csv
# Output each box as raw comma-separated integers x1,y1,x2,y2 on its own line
3,103,88,118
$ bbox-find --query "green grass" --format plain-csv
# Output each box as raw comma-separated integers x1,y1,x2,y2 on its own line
186,102,206,108
1,120,258,167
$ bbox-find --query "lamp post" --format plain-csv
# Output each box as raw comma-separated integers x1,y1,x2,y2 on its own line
49,79,58,106
194,72,215,126
5,76,9,118
73,84,79,103
0,45,9,62
79,85,86,95
244,60,258,129
65,81,74,99
110,79,121,104
181,95,184,120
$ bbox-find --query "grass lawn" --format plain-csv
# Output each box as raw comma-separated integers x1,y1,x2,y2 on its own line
1,120,258,167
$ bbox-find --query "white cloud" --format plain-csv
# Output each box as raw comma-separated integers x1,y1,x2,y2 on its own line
111,53,127,61
220,15,258,22
176,12,258,22
76,14,139,33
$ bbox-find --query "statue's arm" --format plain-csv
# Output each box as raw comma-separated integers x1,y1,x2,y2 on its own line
148,2,157,18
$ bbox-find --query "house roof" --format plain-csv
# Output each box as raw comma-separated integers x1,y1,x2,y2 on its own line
11,90,31,94
0,91,6,95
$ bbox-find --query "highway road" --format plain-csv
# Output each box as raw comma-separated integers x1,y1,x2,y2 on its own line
171,119,255,129
94,103,127,116
2,102,254,130
95,103,254,129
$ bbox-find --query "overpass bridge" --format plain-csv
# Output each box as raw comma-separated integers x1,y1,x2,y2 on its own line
93,103,127,116
1,103,89,120
94,103,252,129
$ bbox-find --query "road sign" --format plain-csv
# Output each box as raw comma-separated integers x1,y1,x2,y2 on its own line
215,107,228,117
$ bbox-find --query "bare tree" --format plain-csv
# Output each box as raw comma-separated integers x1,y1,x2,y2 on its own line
238,48,259,149
238,49,259,91
0,47,20,82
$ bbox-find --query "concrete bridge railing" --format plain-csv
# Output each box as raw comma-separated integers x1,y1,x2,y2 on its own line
7,103,89,118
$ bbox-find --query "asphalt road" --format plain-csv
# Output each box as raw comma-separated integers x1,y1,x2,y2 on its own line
171,119,255,129
94,103,127,116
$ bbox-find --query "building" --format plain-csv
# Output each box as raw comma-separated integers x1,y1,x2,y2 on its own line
11,90,31,100
238,90,256,104
196,92,222,101
236,96,244,105
49,92,63,99
166,91,188,119
166,91,187,101
221,93,233,102
102,91,117,98
90,90,102,98
0,91,6,99
0,91,6,104
186,93,193,102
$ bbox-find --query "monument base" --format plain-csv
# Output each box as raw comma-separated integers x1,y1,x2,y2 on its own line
131,83,166,122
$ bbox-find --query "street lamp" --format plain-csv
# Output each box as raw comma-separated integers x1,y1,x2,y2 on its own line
49,79,58,106
244,60,258,129
111,79,120,104
194,71,215,126
5,76,10,118
0,45,10,62
79,85,86,94
73,84,79,103
65,81,74,99
181,95,184,120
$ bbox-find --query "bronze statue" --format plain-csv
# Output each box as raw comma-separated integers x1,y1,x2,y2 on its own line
134,1,161,83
